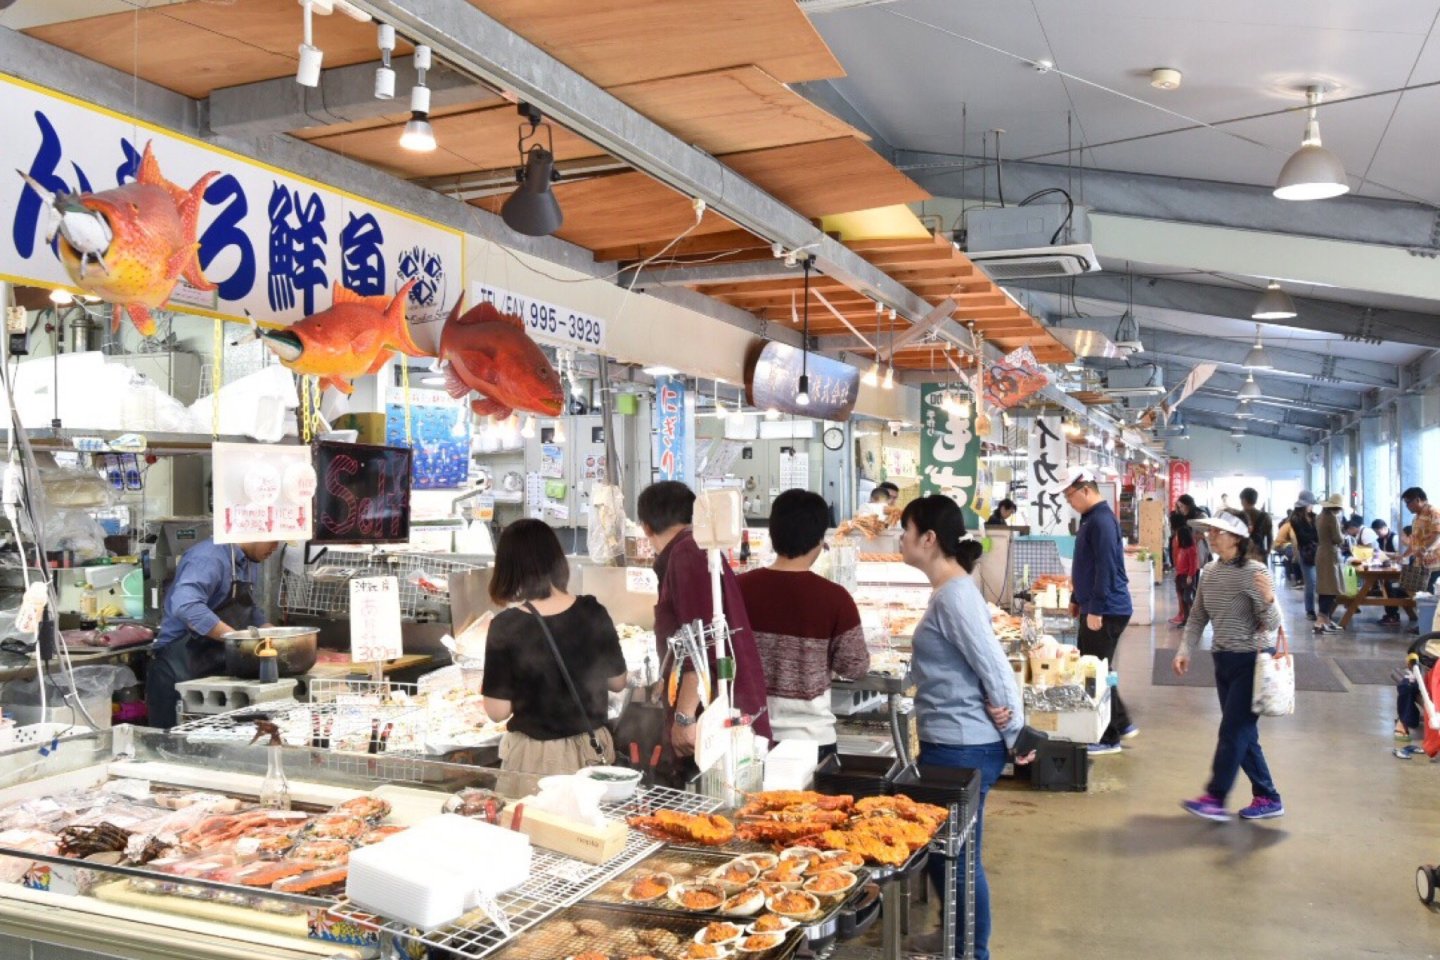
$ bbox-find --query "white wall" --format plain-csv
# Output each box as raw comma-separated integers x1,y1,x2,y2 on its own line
1164,426,1307,514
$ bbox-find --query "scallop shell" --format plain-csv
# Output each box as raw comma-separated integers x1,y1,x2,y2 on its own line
802,870,858,897
745,916,799,935
765,891,822,921
719,887,766,917
622,873,675,903
668,881,728,913
693,923,744,947
778,846,823,862
736,933,786,955
735,853,779,871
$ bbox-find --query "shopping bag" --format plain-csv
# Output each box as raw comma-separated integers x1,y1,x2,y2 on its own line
1252,627,1296,717
1401,560,1431,596
1342,563,1359,597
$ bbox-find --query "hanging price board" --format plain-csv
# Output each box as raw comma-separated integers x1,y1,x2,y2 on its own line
349,576,403,663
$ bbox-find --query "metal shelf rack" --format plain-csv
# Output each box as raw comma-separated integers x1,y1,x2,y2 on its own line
279,549,485,620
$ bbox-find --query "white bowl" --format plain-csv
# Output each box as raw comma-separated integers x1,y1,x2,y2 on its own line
579,765,643,802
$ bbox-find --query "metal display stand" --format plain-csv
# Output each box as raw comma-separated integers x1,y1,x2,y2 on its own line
831,673,912,762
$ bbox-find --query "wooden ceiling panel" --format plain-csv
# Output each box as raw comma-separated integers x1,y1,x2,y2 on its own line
302,104,607,180
25,0,396,98
610,67,862,156
721,139,930,219
468,0,842,86
594,230,768,264
475,171,740,251
289,95,501,141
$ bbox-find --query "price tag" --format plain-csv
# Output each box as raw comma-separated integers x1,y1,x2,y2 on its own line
473,495,495,522
349,576,403,664
694,692,731,774
625,567,658,595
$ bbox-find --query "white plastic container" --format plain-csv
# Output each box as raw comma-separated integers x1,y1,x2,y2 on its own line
346,814,532,929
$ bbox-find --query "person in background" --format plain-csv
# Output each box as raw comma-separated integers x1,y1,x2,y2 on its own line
1174,510,1285,822
482,520,628,776
739,490,870,756
986,499,1018,526
638,481,772,766
1064,468,1136,755
1402,487,1440,594
1239,487,1273,558
1371,519,1395,553
1291,493,1321,622
1341,515,1364,557
1315,494,1346,634
870,482,900,507
1273,514,1301,587
1169,495,1202,627
900,494,1026,960
146,539,278,729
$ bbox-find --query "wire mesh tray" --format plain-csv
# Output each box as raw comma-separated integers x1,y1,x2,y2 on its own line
485,902,801,960
585,846,869,930
280,550,485,620
322,786,722,960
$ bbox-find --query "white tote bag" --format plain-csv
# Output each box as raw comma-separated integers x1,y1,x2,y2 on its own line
1252,625,1296,717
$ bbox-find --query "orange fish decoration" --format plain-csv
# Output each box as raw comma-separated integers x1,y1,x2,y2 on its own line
240,278,431,395
19,141,218,337
437,299,564,420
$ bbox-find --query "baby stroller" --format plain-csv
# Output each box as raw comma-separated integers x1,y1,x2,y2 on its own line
1407,634,1440,905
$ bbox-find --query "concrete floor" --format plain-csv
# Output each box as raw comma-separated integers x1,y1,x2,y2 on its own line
980,575,1440,960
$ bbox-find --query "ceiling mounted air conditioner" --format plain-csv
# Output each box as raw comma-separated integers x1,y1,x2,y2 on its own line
1101,365,1165,397
971,244,1101,280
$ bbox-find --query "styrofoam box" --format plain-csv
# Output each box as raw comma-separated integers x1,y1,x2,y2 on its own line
1027,689,1112,744
347,814,532,930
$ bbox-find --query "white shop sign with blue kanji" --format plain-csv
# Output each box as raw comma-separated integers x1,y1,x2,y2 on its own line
0,74,463,335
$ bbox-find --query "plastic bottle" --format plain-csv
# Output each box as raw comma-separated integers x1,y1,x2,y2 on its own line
78,583,98,620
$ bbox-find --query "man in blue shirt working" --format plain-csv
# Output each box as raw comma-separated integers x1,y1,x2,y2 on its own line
1063,468,1135,756
145,538,278,728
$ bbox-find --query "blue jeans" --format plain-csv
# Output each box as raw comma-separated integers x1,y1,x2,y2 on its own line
1301,562,1317,616
1206,651,1281,804
919,740,1008,960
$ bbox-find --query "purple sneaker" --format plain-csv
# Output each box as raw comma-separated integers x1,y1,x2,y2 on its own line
1238,796,1285,820
1181,795,1231,822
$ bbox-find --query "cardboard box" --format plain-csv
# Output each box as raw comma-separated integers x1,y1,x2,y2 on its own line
501,800,628,865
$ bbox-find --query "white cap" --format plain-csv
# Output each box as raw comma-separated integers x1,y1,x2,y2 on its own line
1062,466,1094,489
1188,512,1250,538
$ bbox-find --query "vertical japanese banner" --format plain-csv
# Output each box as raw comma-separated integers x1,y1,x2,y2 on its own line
653,375,688,484
919,384,979,529
1028,415,1069,533
0,74,463,341
1169,459,1192,508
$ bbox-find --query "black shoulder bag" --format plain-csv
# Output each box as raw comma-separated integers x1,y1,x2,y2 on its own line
522,603,608,766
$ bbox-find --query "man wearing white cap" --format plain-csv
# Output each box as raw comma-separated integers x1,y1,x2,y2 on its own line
1063,467,1135,755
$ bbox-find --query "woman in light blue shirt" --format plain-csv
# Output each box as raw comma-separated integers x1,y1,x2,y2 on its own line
902,495,1024,960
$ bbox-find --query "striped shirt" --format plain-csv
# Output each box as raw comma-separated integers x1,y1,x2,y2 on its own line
1179,559,1282,656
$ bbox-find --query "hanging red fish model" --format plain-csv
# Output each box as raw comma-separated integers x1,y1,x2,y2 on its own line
240,278,431,394
437,299,564,419
19,141,218,337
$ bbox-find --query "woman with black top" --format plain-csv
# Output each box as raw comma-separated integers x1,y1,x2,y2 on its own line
482,519,628,775
1169,495,1201,627
1289,496,1321,624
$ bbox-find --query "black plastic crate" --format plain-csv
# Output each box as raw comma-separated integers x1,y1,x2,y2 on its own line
888,763,981,829
814,752,895,799
1027,739,1089,791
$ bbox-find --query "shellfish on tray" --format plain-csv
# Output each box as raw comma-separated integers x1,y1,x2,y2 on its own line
693,922,743,946
622,872,675,903
802,869,858,897
682,943,733,960
737,933,786,954
668,881,727,913
735,853,779,871
766,890,822,922
816,850,864,871
719,887,766,917
747,915,798,934
708,860,760,891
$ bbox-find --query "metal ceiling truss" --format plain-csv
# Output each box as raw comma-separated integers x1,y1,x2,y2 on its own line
1048,317,1400,388
1139,361,1361,411
1182,409,1315,445
1006,275,1440,351
1184,392,1334,430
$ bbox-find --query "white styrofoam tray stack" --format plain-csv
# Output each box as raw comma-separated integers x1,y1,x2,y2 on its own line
347,814,532,930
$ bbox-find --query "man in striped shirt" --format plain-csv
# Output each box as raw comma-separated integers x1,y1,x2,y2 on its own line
739,490,871,755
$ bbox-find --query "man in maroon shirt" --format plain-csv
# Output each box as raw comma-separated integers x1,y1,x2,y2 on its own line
639,481,772,760
740,490,869,757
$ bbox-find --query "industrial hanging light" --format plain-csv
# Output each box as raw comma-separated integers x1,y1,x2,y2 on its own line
1239,372,1263,399
1236,400,1255,420
1274,85,1350,201
881,304,895,389
398,45,436,152
296,1,324,87
1252,280,1297,320
373,23,396,99
1244,323,1273,370
501,104,563,237
48,288,73,305
862,361,881,387
1230,426,1245,438
1114,268,1143,353
796,258,813,406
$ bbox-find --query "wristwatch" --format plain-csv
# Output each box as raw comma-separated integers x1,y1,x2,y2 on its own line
674,711,697,727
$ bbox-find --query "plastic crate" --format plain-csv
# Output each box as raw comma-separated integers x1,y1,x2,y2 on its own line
814,752,895,800
889,764,981,828
1026,739,1088,791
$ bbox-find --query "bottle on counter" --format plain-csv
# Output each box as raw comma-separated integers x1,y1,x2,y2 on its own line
739,529,752,567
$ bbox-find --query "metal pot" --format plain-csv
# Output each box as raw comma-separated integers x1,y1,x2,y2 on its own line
221,627,319,679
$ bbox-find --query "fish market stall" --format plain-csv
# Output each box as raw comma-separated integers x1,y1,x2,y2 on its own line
0,727,974,960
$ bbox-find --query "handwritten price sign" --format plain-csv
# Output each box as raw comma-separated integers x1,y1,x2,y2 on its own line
349,576,403,664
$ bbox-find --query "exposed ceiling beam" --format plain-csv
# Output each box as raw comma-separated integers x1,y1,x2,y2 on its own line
1005,274,1440,350
896,149,1440,253
1048,317,1399,389
348,0,958,346
1180,393,1333,430
209,55,501,139
1183,410,1316,445
1166,367,1359,412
